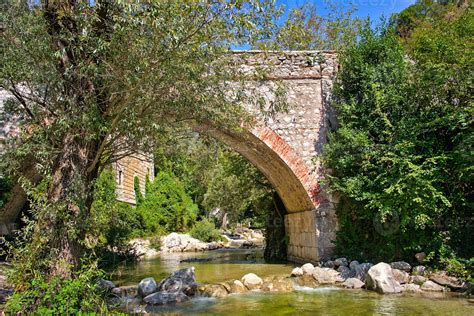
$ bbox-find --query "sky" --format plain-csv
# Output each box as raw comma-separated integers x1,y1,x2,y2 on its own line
276,0,417,22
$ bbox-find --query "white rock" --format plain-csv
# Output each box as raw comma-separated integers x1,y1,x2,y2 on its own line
343,278,365,289
401,284,422,293
392,269,410,284
365,263,402,294
312,267,343,284
421,280,444,292
291,267,304,277
301,263,315,275
241,273,263,290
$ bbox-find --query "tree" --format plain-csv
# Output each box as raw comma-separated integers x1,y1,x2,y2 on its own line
1,0,280,281
257,0,362,50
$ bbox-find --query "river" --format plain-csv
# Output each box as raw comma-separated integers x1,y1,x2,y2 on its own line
111,249,474,315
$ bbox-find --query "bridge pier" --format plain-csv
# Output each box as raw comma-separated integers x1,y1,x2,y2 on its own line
285,201,338,263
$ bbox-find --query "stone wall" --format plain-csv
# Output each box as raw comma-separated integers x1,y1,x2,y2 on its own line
113,154,154,205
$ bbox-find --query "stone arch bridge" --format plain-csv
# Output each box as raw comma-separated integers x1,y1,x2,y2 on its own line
115,51,339,263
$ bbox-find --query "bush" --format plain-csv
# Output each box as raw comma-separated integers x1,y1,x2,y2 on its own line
137,171,198,234
5,260,109,314
189,218,222,242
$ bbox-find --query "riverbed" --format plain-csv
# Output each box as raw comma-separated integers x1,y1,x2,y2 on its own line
111,249,474,315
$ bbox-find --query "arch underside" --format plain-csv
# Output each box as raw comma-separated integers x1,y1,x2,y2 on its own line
203,126,318,214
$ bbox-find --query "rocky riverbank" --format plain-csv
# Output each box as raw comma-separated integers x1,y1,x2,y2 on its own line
129,228,265,259
104,258,472,313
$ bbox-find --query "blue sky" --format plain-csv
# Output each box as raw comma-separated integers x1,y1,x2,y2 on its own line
276,0,417,21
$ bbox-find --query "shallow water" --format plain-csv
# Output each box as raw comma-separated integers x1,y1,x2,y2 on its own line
111,249,474,315
111,248,295,286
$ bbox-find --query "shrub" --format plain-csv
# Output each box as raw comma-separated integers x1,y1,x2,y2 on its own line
189,218,222,242
137,171,198,234
5,260,109,314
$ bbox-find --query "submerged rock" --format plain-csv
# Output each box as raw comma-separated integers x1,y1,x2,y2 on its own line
241,273,263,290
138,277,158,297
365,263,402,294
198,284,229,298
261,276,294,292
143,291,189,305
229,280,248,294
343,278,364,289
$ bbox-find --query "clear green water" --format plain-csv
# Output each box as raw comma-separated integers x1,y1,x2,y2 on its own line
112,249,474,315
111,248,296,286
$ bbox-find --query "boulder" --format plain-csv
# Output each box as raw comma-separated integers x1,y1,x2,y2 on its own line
138,277,158,297
392,269,410,284
421,280,444,292
390,261,412,272
111,285,138,298
365,263,402,294
229,280,247,294
291,267,304,277
301,263,315,275
157,267,197,295
262,277,293,292
97,279,115,291
342,278,364,289
401,284,422,293
143,291,189,305
337,266,355,280
415,252,426,264
410,275,427,285
349,260,360,270
241,273,263,290
355,263,374,282
429,271,464,290
294,275,318,288
334,258,349,267
412,265,426,276
198,284,228,298
322,260,336,269
312,267,343,284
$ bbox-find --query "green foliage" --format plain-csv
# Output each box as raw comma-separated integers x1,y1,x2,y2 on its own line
89,169,143,249
134,176,144,206
189,218,222,243
324,5,473,265
5,260,109,314
0,176,12,208
258,0,362,50
137,171,198,234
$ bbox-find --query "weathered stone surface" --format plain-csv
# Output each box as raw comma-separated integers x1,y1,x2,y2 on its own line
229,280,247,294
334,258,349,267
160,233,224,253
412,265,426,276
138,277,158,297
355,263,374,282
111,285,138,298
97,279,115,291
294,275,318,288
301,263,315,275
262,277,294,292
415,252,426,264
410,275,427,285
349,260,360,270
312,267,343,284
198,284,229,298
291,267,304,277
390,261,412,272
157,267,197,295
143,291,189,305
401,284,422,293
421,280,444,292
322,260,336,269
337,266,355,280
429,272,463,290
392,269,410,284
241,273,263,290
343,278,365,289
365,263,402,294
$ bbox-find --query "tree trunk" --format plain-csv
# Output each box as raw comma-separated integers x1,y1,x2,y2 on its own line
38,133,100,278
